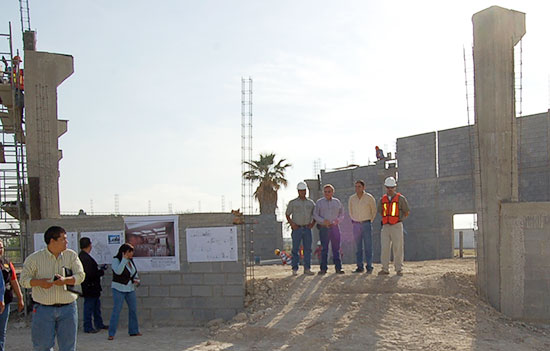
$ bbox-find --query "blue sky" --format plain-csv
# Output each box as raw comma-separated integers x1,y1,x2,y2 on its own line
1,1,549,218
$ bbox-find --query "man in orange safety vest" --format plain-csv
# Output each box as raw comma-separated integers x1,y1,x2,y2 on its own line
377,177,410,276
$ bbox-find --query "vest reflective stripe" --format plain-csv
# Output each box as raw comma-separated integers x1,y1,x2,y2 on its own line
382,193,401,225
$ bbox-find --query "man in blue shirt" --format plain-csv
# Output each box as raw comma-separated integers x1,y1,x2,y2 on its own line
313,184,345,274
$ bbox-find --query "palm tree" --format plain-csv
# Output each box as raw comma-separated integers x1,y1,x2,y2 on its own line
243,153,291,215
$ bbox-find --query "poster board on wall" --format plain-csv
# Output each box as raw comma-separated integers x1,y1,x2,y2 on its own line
33,232,78,253
80,231,124,265
123,216,180,271
186,226,238,262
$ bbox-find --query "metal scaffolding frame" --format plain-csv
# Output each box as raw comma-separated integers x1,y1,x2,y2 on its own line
241,77,254,285
0,22,28,263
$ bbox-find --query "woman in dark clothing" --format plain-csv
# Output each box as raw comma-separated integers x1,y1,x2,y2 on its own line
78,237,108,333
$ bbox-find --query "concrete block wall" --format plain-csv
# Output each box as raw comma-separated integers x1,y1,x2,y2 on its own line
311,112,550,263
438,126,477,178
397,132,449,260
249,214,283,260
27,213,246,327
518,112,550,202
500,202,550,322
396,132,436,180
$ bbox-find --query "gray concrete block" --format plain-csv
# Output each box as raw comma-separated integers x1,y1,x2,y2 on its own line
212,285,223,297
135,287,149,297
161,274,182,285
141,297,185,309
204,274,225,285
140,274,161,285
190,263,214,273
149,286,170,297
192,309,216,322
192,285,212,297
226,273,245,285
223,285,245,297
221,262,244,273
170,285,191,297
182,273,203,285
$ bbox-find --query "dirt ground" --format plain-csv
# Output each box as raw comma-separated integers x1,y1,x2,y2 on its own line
5,259,550,350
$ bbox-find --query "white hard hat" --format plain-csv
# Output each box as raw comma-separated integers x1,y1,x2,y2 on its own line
297,182,307,190
384,177,397,187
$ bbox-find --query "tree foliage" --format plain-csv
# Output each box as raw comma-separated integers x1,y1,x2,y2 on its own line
243,153,291,214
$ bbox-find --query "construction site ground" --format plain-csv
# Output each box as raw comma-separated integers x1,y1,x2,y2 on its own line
6,258,550,350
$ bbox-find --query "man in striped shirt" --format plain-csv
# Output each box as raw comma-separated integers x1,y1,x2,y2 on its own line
21,226,85,351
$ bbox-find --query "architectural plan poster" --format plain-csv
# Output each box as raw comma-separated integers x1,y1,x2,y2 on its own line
124,216,180,271
33,232,78,252
186,226,238,263
80,231,124,265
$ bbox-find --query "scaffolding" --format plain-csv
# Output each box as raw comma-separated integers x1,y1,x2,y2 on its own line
241,77,254,285
0,23,28,263
19,0,31,35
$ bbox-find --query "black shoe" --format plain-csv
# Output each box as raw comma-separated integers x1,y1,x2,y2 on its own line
352,268,364,273
335,269,345,274
317,270,327,275
85,329,99,334
366,268,373,274
99,325,109,330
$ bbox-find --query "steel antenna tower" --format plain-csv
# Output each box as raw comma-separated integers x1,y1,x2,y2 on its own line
19,0,31,35
241,77,254,285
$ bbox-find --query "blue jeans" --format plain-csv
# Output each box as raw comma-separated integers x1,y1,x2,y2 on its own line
291,227,312,271
319,225,342,271
0,303,10,351
353,221,373,270
83,297,106,332
31,302,78,351
109,289,139,337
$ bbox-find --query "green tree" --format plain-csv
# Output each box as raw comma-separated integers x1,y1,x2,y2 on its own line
243,153,291,215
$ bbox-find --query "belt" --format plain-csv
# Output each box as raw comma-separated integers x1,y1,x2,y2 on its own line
352,220,371,224
318,224,337,228
37,302,71,308
296,225,310,228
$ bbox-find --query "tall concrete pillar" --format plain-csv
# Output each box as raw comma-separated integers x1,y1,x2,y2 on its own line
24,51,73,219
472,6,525,309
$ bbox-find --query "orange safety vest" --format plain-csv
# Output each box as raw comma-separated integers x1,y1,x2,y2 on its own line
381,193,401,225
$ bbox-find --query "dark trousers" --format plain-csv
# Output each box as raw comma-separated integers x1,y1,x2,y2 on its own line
83,297,105,332
319,225,342,271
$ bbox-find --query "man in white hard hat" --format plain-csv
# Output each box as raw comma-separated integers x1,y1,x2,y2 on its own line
285,182,316,276
377,176,410,276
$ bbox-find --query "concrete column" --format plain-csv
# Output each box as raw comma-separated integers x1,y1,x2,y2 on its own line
24,51,73,219
472,6,525,309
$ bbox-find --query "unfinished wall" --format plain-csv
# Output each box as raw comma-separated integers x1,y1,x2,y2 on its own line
249,214,283,260
28,213,245,326
473,5,525,310
312,109,550,264
396,132,442,260
24,50,73,219
518,111,550,202
500,202,550,322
